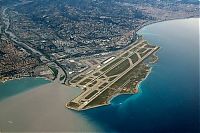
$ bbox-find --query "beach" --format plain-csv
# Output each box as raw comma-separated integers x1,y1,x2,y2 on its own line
0,82,101,132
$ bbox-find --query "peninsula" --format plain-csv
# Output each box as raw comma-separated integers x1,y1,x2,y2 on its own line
66,37,159,110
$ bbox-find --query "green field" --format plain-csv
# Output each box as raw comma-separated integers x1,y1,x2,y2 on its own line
79,78,93,85
88,84,94,87
145,45,156,49
122,52,129,57
140,49,152,57
136,42,145,48
110,64,149,88
110,65,139,88
85,88,116,107
88,80,97,87
138,48,147,53
70,75,85,83
93,72,101,76
85,90,98,99
99,82,108,89
67,102,80,108
105,59,130,77
129,53,139,64
85,64,150,108
108,76,117,81
100,76,105,79
101,58,123,72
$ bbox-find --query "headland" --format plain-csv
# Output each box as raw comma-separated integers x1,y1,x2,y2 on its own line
66,37,159,111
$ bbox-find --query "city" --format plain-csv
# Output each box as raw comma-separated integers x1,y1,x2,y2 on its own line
0,0,198,84
0,0,199,132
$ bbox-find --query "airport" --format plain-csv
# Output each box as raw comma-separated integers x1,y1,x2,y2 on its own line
66,39,159,111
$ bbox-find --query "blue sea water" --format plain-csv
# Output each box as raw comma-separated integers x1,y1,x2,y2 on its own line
0,18,198,132
0,77,50,101
82,18,199,133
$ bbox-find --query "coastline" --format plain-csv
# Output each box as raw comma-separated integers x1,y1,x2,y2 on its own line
67,38,160,111
0,77,51,102
78,46,159,111
81,63,155,111
0,17,195,84
0,17,194,110
82,18,196,108
135,16,199,33
0,17,198,132
81,18,199,133
0,82,101,132
0,76,51,84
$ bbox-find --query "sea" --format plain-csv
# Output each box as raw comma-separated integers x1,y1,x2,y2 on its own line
0,18,199,133
82,18,199,133
0,77,50,101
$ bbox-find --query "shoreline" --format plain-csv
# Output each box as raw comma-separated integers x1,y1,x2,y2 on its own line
66,37,160,111
0,77,51,102
79,63,154,111
0,17,193,111
0,76,51,84
0,17,197,132
0,81,101,132
91,17,200,106
77,47,159,111
135,16,199,33
83,18,195,108
0,17,195,84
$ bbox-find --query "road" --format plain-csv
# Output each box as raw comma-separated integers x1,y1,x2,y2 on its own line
1,6,67,84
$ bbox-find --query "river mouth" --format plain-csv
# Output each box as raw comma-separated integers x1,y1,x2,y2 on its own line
0,77,50,101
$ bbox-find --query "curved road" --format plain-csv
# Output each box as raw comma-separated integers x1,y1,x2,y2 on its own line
1,6,67,84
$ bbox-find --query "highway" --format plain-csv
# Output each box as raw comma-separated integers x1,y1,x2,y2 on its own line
1,6,67,84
